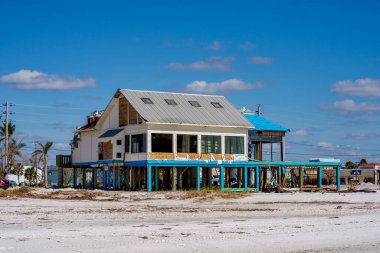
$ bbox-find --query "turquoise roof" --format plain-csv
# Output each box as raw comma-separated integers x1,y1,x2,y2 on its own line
244,113,289,132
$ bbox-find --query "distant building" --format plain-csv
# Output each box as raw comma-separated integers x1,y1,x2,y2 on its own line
309,158,341,163
358,164,380,185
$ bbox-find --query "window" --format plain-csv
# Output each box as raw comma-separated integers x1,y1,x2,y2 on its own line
151,133,173,153
201,135,221,154
131,134,147,153
211,102,223,108
116,139,122,145
98,142,104,160
165,99,177,105
177,135,197,153
225,136,244,154
188,100,201,107
141,97,153,104
116,153,122,158
125,135,130,152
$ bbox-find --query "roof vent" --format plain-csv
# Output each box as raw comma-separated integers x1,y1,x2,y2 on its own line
211,102,223,108
165,99,177,105
141,97,154,104
188,100,201,107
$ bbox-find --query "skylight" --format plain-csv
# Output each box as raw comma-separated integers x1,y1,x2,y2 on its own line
188,100,201,107
141,97,153,104
211,102,223,108
165,99,177,105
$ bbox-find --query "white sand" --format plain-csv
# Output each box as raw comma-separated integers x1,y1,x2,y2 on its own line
1,190,380,253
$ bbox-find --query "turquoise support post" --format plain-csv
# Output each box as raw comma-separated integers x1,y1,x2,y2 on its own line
278,166,282,186
147,165,152,192
244,166,248,191
197,166,201,191
220,166,225,191
318,167,322,188
154,166,159,191
255,166,260,192
336,166,341,191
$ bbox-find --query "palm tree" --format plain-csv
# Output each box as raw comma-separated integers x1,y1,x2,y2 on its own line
0,121,16,142
12,163,24,186
25,167,36,187
33,141,54,188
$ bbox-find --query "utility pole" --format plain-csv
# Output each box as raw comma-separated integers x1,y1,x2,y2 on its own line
34,141,38,186
1,101,14,172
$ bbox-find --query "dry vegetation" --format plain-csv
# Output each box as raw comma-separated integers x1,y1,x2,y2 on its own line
0,187,252,202
0,187,117,201
171,189,250,201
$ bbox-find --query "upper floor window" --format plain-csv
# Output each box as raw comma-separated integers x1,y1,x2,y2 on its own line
131,134,147,153
116,139,122,145
177,135,197,153
225,136,244,154
151,133,173,153
125,135,130,152
201,135,221,154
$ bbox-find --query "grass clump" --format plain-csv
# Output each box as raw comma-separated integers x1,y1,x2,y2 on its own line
178,188,249,201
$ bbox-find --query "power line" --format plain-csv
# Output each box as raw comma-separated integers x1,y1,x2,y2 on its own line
16,103,95,111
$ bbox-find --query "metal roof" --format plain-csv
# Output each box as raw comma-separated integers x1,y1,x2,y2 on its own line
99,129,123,138
119,89,252,128
244,113,289,132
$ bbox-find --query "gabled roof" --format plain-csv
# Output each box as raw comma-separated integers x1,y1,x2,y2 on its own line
244,113,289,132
118,89,252,128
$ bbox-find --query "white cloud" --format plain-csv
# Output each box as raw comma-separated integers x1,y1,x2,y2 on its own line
291,129,309,136
321,99,380,112
0,69,96,90
249,56,273,64
207,40,222,51
316,141,360,156
317,141,337,151
331,78,380,97
185,79,267,94
167,57,234,72
239,41,255,50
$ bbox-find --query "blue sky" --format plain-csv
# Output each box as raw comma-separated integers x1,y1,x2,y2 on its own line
1,0,380,164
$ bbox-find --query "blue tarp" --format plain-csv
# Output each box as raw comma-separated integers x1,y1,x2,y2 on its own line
244,113,289,132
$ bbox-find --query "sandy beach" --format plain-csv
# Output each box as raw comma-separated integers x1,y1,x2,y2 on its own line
1,189,380,253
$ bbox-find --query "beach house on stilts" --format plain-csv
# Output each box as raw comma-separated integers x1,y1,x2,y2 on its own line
66,88,341,192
